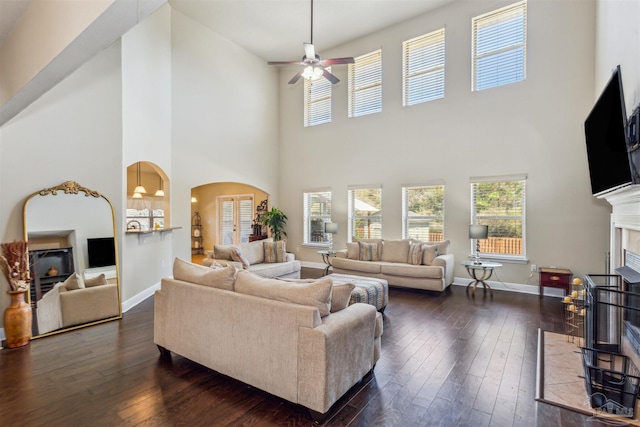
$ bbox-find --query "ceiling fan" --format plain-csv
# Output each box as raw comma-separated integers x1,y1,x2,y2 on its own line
267,0,354,84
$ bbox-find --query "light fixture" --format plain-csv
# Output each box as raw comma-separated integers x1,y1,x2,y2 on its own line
191,197,197,203
302,65,323,81
469,224,489,265
132,192,143,199
154,175,164,197
324,222,338,253
134,162,147,194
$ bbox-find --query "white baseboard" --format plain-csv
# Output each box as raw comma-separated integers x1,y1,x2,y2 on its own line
452,276,564,297
300,261,327,269
122,281,161,313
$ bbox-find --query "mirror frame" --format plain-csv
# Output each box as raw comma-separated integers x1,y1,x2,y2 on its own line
22,180,122,338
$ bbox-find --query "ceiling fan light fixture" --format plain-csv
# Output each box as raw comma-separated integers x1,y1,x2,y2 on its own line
302,65,323,81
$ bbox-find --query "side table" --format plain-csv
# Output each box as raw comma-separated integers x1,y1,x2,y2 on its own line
318,250,336,276
539,267,572,298
462,261,502,297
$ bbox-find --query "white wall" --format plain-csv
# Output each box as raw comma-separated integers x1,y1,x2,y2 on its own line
0,41,123,320
278,0,607,287
170,9,280,261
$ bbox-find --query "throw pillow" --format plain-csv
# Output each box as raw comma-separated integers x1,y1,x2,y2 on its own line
84,273,107,287
62,272,85,291
421,244,438,265
230,247,250,269
263,240,286,263
381,239,410,263
173,258,236,291
408,243,423,266
235,271,332,317
331,282,355,313
235,241,265,265
358,241,379,261
346,242,359,260
214,244,234,260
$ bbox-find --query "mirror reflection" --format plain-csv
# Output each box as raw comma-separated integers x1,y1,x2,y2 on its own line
23,181,122,338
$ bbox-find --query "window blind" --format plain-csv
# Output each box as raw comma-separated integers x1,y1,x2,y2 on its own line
304,68,332,127
348,50,382,118
402,28,445,106
472,1,527,91
303,191,332,244
402,185,445,241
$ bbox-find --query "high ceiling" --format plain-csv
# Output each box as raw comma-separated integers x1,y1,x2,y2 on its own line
1,0,457,60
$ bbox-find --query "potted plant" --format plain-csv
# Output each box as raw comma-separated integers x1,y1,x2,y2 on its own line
260,207,288,241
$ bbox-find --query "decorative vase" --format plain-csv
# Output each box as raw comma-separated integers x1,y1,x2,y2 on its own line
47,266,59,276
3,290,32,348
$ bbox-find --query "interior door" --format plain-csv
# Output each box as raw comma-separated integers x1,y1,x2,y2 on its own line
219,196,253,244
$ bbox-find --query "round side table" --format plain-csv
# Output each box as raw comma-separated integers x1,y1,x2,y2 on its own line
461,261,502,297
318,250,336,276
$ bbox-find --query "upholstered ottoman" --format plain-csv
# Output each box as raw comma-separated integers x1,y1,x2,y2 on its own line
326,273,388,312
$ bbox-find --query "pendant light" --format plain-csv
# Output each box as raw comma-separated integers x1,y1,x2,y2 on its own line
133,162,147,194
154,175,164,197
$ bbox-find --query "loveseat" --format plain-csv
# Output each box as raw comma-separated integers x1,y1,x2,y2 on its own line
154,258,383,417
37,272,120,334
331,239,454,292
203,239,301,279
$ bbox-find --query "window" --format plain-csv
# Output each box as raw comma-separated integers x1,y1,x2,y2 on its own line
304,68,332,127
303,190,332,245
471,175,526,260
472,1,527,91
348,50,382,117
402,28,445,106
348,186,382,240
219,196,253,244
127,198,164,231
402,184,444,241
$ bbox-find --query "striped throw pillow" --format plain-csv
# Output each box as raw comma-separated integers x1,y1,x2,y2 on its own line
408,243,423,265
358,242,379,261
264,240,286,263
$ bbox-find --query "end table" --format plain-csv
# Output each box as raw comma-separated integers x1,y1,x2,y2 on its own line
318,250,336,276
462,261,502,297
539,267,572,298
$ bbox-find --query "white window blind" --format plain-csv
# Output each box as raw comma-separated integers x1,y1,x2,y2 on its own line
402,29,445,106
304,68,332,127
348,50,382,118
402,184,445,241
303,191,332,245
471,176,526,259
472,1,527,91
348,186,382,240
219,196,253,244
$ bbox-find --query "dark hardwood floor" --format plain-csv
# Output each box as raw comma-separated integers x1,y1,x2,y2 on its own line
0,268,610,426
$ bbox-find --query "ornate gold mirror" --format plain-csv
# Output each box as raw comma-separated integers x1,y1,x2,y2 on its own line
23,181,122,338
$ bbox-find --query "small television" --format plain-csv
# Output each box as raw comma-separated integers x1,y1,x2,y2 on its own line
87,237,115,268
584,65,633,196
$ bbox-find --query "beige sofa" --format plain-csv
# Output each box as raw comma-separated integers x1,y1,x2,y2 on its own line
154,259,383,417
203,239,301,279
331,239,454,292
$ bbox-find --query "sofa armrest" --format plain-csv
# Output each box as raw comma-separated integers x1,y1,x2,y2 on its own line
297,303,377,413
335,249,347,259
432,253,454,285
285,252,296,262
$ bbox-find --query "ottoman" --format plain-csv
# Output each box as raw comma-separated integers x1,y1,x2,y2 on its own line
326,273,388,312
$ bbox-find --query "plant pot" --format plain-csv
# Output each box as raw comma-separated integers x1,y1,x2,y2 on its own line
3,290,32,348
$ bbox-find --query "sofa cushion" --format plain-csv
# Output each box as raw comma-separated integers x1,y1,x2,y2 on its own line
214,244,234,261
264,240,286,263
346,242,359,260
358,241,379,261
380,262,443,279
62,272,85,291
354,238,383,258
421,244,438,265
331,257,382,274
381,239,410,263
235,241,265,265
173,258,236,291
235,271,332,316
248,260,301,279
408,243,423,265
84,273,107,288
411,239,450,255
331,282,355,313
230,247,251,269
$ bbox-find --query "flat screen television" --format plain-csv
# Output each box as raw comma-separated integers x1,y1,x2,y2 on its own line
584,65,633,196
87,237,115,268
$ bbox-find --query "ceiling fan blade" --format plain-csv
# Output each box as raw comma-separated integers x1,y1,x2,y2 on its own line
288,70,305,84
321,57,355,65
322,68,340,84
304,43,316,60
268,60,303,66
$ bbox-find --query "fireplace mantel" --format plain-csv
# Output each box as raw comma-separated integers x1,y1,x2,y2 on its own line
599,184,640,213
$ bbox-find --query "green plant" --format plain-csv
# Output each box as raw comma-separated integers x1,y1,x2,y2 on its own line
260,207,288,241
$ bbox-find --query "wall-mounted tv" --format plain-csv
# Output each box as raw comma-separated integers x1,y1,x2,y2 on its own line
87,237,115,268
584,65,633,196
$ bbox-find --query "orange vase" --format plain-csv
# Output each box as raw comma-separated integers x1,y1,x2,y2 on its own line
3,290,32,348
